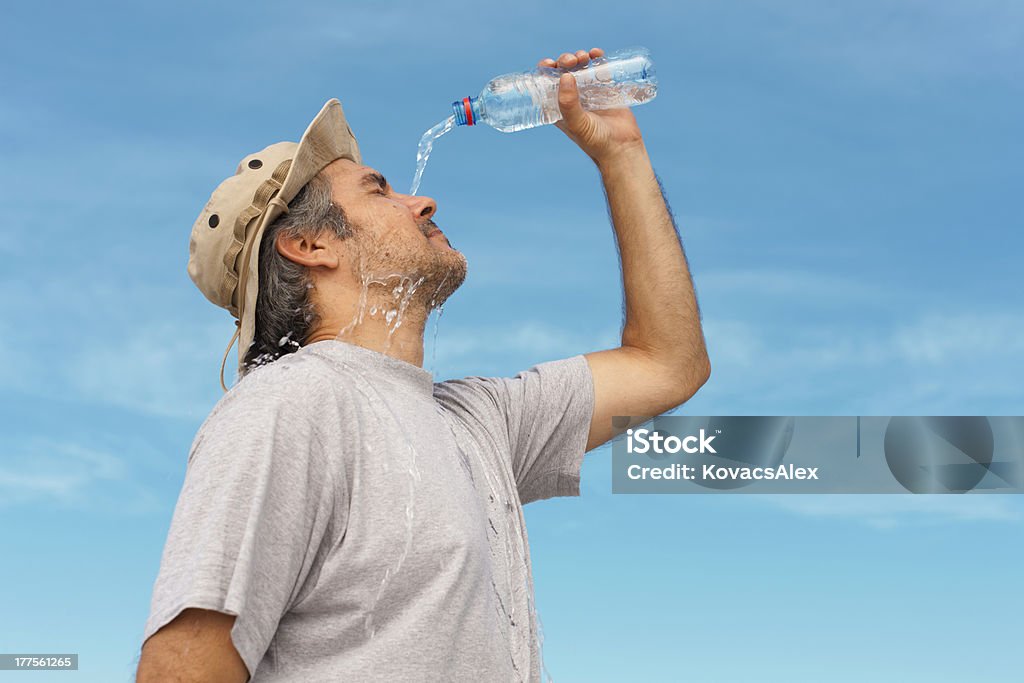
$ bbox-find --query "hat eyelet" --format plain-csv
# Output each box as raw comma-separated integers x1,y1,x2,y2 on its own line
208,214,220,228
248,159,263,170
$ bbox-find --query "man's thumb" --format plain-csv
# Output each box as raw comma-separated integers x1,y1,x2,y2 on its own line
557,72,587,129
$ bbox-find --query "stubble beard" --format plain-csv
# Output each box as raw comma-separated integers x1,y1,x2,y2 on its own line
346,220,468,320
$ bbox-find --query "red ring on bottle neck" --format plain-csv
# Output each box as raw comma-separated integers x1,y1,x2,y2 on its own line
462,97,475,126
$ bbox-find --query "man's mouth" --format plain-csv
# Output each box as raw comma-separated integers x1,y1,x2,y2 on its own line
421,220,442,238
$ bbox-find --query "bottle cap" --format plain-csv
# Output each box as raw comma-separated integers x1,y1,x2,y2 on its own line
452,97,479,126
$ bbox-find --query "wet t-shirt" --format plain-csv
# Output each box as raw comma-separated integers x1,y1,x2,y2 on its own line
142,339,594,682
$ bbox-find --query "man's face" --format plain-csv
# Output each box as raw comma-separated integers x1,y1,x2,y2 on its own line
322,158,467,308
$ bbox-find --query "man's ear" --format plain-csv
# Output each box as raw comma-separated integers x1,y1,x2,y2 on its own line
274,231,340,269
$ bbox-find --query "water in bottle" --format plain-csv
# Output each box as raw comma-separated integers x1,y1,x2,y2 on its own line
455,46,656,133
409,46,657,194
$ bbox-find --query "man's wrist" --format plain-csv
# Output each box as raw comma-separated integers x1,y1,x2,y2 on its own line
594,140,649,174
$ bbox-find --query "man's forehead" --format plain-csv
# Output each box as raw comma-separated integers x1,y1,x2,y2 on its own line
325,157,370,177
324,158,385,188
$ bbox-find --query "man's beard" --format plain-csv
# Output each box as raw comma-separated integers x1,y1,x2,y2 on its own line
346,218,468,315
417,219,467,310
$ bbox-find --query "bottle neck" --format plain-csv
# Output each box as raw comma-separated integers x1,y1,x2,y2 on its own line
452,96,481,126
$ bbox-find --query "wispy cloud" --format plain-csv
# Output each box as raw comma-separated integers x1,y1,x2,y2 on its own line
0,438,156,512
894,313,1024,364
698,268,895,308
697,309,1024,414
752,493,1024,529
687,263,1024,414
0,277,229,419
65,319,231,420
705,309,1024,370
432,320,619,375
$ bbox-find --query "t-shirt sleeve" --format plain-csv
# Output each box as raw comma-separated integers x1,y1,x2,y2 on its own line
141,384,339,677
438,355,595,505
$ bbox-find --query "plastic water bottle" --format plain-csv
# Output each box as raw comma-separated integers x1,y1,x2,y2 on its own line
409,47,657,195
451,46,657,133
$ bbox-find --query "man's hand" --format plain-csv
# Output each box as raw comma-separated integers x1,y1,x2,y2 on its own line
537,48,645,165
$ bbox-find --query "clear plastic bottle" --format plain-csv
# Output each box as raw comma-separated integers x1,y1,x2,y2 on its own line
452,46,657,133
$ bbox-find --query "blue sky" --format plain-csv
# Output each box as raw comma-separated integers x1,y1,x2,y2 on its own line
1,0,1022,680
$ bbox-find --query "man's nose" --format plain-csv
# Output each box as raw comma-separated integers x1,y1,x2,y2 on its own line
403,194,437,220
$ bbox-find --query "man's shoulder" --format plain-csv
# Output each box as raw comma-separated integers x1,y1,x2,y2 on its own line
204,351,338,427
187,351,343,466
433,356,591,401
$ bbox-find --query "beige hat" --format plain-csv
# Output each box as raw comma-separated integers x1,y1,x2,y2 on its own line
187,99,362,392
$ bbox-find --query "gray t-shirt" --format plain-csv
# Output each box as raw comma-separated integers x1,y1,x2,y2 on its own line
142,339,594,682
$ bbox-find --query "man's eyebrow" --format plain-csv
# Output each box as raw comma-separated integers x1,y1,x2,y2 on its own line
359,172,389,192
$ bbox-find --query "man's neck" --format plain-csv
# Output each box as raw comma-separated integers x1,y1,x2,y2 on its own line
304,291,431,368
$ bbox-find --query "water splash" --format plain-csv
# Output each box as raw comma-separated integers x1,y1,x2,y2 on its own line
335,260,424,345
429,304,444,375
426,270,451,375
438,411,536,675
410,115,456,196
537,610,554,683
377,274,426,355
344,371,423,641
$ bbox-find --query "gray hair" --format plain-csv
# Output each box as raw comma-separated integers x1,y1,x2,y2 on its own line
242,171,351,373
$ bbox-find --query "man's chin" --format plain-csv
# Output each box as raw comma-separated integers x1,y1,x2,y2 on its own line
426,255,467,309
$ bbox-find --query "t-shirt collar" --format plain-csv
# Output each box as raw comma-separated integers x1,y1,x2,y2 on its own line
300,339,435,396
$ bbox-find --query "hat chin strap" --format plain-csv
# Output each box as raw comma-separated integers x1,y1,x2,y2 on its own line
219,321,241,393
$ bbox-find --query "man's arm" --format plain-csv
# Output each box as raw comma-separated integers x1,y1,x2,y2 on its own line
137,608,249,682
541,48,711,451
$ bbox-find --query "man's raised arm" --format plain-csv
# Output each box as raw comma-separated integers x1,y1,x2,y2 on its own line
539,48,711,451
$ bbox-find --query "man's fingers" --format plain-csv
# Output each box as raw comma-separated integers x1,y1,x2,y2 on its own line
540,48,603,71
557,72,588,131
536,48,598,71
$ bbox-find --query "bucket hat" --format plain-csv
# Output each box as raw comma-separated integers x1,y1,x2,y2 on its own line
186,99,361,391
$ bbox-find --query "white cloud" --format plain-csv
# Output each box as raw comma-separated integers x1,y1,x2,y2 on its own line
704,309,1024,372
431,319,619,375
65,319,231,420
698,268,894,307
752,494,1024,529
894,313,1024,364
691,268,1024,413
0,438,156,512
0,277,229,419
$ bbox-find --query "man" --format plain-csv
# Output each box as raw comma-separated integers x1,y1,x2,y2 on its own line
137,47,710,682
